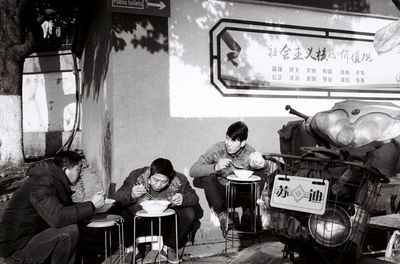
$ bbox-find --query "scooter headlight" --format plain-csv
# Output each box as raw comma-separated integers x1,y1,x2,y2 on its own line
308,206,351,247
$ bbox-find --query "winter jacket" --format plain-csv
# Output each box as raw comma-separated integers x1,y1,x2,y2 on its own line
0,160,94,258
113,167,199,216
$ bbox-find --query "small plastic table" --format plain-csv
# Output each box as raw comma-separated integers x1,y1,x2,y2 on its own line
86,214,125,264
133,209,178,264
225,175,261,252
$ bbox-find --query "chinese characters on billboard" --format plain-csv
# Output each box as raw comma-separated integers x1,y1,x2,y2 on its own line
210,19,400,99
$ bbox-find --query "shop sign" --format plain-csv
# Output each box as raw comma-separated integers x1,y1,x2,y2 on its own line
109,0,170,17
270,175,329,215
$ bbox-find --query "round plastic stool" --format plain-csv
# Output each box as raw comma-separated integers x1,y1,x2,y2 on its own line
224,175,261,253
87,214,125,264
133,209,178,264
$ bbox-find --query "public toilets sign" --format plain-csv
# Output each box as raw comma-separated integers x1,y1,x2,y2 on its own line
109,0,170,17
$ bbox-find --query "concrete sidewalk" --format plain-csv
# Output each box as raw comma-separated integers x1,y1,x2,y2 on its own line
103,232,284,264
103,235,394,264
181,240,284,264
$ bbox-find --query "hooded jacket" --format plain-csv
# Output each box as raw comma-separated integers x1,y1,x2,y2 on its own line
0,160,94,258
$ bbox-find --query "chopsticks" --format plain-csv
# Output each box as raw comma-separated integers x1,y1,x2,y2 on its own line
143,191,155,200
134,183,156,200
229,160,244,169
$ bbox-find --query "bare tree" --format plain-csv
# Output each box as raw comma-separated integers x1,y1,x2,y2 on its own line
0,0,76,167
1,0,39,167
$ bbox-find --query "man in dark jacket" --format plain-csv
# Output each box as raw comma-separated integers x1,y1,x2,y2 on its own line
113,158,201,264
0,150,106,264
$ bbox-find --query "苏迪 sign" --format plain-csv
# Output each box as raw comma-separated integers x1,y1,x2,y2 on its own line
270,175,329,215
109,0,170,17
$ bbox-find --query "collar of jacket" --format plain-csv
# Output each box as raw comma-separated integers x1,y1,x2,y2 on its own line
47,160,74,195
136,168,182,196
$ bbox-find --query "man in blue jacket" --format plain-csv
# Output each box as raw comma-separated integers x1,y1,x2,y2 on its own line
0,150,106,264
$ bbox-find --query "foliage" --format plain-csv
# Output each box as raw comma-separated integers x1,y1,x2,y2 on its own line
36,0,79,36
34,0,80,52
258,0,371,13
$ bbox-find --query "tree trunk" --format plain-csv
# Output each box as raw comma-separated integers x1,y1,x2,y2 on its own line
0,96,23,167
0,0,39,167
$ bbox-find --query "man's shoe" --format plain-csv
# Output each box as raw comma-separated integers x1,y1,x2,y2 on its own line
124,251,144,264
167,247,180,264
227,213,235,227
218,211,235,237
160,247,180,263
217,211,227,234
239,207,253,231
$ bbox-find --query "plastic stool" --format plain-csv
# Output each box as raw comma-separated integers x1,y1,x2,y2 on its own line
224,175,261,253
87,214,125,264
133,209,178,264
137,235,164,250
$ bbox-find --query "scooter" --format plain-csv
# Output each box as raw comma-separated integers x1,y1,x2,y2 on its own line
261,100,396,264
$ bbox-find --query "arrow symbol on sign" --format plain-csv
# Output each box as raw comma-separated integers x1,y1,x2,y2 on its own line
147,0,166,10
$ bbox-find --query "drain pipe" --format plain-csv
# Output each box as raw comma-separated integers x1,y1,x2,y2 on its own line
57,51,81,153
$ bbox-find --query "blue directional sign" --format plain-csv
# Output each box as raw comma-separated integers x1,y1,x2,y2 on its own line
109,0,170,17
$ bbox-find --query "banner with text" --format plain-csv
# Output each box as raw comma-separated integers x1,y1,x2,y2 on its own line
210,19,400,99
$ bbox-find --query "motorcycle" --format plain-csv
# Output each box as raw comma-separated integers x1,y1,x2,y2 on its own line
260,100,399,264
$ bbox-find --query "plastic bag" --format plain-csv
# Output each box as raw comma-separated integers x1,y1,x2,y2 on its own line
249,151,265,169
385,230,400,263
374,19,400,55
257,189,272,230
210,208,220,227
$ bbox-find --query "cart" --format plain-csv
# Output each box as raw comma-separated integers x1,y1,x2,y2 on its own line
262,152,389,264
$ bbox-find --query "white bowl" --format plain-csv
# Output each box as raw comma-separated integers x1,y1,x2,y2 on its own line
140,200,170,214
233,169,254,179
96,198,115,213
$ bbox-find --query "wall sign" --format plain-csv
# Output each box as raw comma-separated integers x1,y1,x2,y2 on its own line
210,18,400,99
109,0,170,17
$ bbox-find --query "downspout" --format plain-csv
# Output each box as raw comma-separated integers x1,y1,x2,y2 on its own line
57,52,81,152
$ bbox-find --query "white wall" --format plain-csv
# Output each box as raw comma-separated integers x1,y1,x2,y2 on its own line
81,0,400,243
169,0,400,118
80,0,113,193
22,51,81,157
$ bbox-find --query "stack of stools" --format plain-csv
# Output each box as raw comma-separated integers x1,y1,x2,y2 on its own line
86,214,125,264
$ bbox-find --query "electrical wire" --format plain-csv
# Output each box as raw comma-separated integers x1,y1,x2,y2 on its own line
57,51,81,153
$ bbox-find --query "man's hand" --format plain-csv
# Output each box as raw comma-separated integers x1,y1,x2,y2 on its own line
169,193,183,206
90,191,106,209
215,158,231,171
131,184,147,199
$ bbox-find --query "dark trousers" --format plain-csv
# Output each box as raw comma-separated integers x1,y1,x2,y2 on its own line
194,174,226,214
121,206,196,249
6,224,79,264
